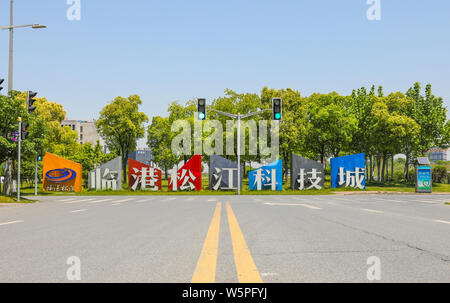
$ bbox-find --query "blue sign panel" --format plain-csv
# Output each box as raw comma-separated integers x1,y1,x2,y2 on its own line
249,160,283,191
331,153,366,190
417,166,432,193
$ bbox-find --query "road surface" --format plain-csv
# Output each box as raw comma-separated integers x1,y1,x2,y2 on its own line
0,194,449,283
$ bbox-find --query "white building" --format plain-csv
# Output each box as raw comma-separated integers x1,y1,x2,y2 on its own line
61,120,105,148
428,147,450,163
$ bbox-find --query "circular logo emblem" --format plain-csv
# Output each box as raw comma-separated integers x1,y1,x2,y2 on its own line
46,168,77,183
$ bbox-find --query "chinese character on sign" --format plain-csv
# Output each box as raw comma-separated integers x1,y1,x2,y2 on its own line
338,167,365,190
252,168,278,191
296,168,323,190
131,167,160,191
169,155,202,191
212,167,238,191
170,169,197,191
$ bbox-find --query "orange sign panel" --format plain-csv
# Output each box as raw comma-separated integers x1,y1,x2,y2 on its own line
43,153,82,193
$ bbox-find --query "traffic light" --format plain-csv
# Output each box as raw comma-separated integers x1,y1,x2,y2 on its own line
37,152,43,161
198,98,207,121
0,78,4,92
21,123,29,140
272,98,282,121
27,91,38,114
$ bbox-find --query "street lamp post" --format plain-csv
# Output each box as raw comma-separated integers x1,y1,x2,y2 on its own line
209,109,272,195
1,0,46,197
1,0,47,93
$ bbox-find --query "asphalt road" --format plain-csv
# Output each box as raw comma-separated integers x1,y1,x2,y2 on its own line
0,194,449,283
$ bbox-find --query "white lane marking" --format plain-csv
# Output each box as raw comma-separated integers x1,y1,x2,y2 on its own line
60,198,77,202
111,203,122,206
137,198,155,203
70,209,88,213
88,199,113,204
114,198,134,203
161,197,177,201
376,198,407,203
329,197,348,201
65,199,94,204
208,199,217,202
434,220,450,225
362,208,384,214
265,203,322,210
413,201,437,204
0,220,24,226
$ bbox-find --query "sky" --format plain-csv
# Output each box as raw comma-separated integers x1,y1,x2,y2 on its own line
1,0,449,144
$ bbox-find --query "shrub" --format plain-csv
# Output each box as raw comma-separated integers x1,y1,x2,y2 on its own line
433,166,448,183
394,171,405,182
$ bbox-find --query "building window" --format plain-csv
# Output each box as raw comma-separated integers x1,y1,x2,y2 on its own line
80,126,83,133
72,125,75,131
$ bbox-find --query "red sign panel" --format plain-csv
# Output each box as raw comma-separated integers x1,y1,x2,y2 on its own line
169,155,202,191
128,158,162,191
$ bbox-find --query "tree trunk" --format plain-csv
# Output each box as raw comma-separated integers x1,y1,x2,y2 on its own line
284,154,289,183
365,156,369,182
385,155,389,182
377,156,381,182
391,155,394,181
381,154,387,184
404,155,410,181
3,159,13,195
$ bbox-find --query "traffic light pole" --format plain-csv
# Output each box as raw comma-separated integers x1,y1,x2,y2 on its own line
237,113,241,195
34,155,38,196
17,119,21,202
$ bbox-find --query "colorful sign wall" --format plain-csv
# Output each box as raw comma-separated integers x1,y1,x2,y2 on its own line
291,154,324,190
128,158,162,191
249,159,283,191
169,155,202,191
209,155,243,191
331,153,366,190
88,157,122,191
43,153,82,192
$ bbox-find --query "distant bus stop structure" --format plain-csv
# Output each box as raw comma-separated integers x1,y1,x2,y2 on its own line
415,157,432,193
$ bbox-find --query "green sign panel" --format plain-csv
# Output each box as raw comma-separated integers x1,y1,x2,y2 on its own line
417,166,432,193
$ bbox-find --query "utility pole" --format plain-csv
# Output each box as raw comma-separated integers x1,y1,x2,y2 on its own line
1,0,46,197
205,107,275,195
8,0,13,93
34,154,38,196
237,113,241,195
17,117,21,201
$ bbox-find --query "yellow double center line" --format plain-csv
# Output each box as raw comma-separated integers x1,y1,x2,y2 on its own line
192,202,263,283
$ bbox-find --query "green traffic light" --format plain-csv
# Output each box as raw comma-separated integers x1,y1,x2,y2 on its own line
199,113,206,120
275,113,281,120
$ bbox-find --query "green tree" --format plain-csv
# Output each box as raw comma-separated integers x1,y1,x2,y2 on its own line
305,93,358,164
0,91,47,195
370,93,420,184
147,116,177,179
96,95,149,182
406,83,447,155
69,142,116,185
